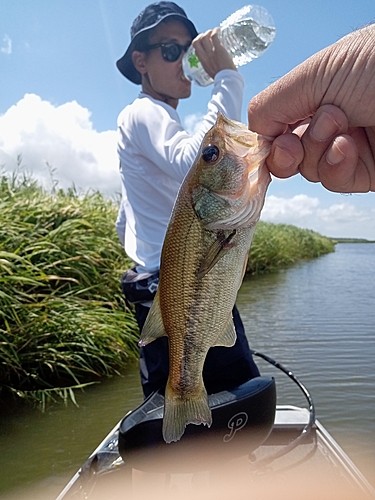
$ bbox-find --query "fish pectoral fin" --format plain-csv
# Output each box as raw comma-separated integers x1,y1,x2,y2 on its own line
197,230,236,279
213,316,237,347
162,379,212,443
139,293,167,347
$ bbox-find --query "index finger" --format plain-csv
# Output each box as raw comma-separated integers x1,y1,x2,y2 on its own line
247,67,316,136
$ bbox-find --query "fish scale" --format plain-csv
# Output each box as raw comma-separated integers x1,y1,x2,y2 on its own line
139,113,271,443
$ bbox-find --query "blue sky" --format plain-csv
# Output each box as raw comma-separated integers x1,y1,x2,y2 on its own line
1,0,375,239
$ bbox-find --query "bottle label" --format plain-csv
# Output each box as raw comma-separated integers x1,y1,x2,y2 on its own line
182,46,214,87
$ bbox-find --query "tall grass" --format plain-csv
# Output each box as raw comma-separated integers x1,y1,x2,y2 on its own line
248,221,335,274
0,173,139,401
0,173,334,403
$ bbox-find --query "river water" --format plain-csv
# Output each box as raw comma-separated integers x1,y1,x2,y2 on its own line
0,243,374,498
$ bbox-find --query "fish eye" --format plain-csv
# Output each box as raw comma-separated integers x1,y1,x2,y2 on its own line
202,144,220,164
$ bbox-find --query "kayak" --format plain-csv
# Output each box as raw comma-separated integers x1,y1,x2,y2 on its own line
55,352,375,499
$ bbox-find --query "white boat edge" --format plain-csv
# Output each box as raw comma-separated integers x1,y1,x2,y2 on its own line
55,405,375,500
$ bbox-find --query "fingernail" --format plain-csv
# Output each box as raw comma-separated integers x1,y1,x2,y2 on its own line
273,145,295,169
326,138,346,165
311,112,340,141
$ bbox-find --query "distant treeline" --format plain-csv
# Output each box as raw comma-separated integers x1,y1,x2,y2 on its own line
0,174,334,403
332,237,375,244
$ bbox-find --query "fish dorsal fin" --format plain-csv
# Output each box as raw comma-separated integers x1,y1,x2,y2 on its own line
139,293,167,347
198,230,236,279
213,315,237,347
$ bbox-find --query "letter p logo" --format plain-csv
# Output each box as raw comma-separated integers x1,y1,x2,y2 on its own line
223,412,248,442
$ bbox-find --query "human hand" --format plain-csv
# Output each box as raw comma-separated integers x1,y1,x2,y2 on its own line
192,28,236,78
247,24,375,193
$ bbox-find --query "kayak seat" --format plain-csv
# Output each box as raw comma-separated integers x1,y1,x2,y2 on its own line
118,376,276,472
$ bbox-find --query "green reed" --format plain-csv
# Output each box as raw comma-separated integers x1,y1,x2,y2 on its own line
0,173,139,403
248,221,335,274
0,173,334,404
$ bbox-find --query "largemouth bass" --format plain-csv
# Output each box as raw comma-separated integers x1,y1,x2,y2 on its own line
139,113,271,443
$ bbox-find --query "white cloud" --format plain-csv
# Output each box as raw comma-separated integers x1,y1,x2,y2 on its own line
318,201,368,223
0,95,373,239
184,112,205,134
263,194,320,221
262,194,375,239
0,94,120,195
1,34,12,55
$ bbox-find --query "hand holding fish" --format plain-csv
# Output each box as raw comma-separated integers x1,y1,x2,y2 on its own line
139,113,271,443
247,24,375,194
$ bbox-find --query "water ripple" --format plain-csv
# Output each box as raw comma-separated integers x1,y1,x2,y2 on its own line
237,243,375,480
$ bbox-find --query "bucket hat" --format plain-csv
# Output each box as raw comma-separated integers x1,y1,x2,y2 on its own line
116,1,198,84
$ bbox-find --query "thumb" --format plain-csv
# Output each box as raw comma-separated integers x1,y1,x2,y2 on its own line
248,66,316,136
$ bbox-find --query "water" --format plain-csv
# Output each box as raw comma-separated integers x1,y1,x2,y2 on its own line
182,4,275,86
221,20,276,67
0,367,143,499
237,243,375,483
0,243,374,498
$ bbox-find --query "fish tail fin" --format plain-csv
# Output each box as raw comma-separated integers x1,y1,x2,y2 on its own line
162,380,212,444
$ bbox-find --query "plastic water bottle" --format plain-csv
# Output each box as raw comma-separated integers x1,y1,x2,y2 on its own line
182,5,276,87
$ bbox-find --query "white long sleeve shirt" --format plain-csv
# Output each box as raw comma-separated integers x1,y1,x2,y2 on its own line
116,69,244,273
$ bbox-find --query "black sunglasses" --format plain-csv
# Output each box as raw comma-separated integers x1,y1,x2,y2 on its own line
143,42,191,62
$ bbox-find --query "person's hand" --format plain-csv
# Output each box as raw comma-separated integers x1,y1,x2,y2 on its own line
247,24,375,193
192,28,236,78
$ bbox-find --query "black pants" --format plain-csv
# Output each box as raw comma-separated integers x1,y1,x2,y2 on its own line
135,303,260,398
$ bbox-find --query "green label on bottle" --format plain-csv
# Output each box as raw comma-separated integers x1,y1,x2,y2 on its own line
188,53,200,69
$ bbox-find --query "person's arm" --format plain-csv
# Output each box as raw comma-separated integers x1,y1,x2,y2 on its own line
125,71,244,184
247,24,375,193
118,30,245,184
193,28,236,77
115,192,126,246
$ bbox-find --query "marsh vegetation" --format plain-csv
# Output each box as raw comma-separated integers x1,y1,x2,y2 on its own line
0,174,334,403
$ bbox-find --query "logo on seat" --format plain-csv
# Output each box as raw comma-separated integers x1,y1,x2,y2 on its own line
223,412,248,442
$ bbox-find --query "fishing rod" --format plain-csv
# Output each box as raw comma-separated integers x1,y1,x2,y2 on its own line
251,350,316,467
